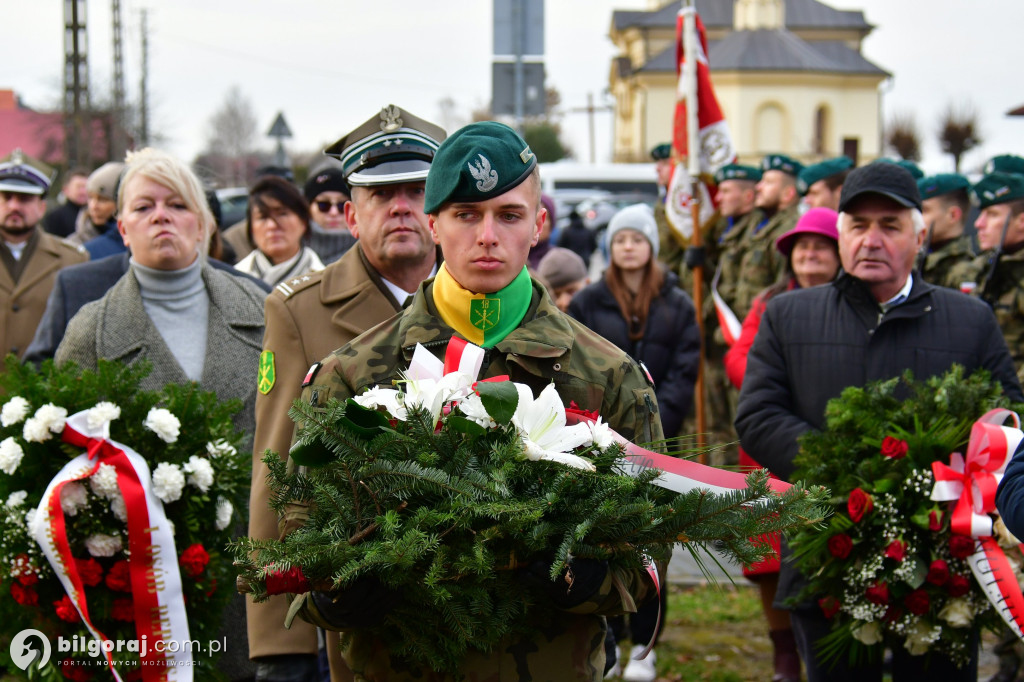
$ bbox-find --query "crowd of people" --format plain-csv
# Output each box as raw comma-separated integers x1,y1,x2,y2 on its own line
4,104,1024,682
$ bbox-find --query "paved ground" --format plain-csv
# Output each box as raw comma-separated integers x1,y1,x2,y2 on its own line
667,542,745,586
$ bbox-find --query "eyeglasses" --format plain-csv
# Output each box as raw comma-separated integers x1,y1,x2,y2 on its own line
315,200,345,213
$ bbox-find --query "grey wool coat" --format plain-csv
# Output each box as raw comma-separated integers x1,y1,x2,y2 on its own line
55,261,266,438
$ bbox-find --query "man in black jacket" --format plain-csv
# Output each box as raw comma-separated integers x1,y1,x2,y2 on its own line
735,162,1023,682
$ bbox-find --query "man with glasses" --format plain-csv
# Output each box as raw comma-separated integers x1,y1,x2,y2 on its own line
304,166,355,265
248,105,445,682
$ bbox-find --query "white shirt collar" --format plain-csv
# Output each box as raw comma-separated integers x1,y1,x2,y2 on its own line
881,273,914,310
381,263,438,306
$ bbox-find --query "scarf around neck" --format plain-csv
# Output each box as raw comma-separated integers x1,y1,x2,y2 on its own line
431,263,532,348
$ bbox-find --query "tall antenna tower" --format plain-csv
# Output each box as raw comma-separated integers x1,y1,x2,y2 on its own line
111,0,127,158
63,0,91,167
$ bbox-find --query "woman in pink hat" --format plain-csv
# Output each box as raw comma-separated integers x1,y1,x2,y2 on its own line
724,206,840,682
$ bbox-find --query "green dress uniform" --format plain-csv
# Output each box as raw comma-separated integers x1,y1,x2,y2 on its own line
920,235,979,291
290,277,663,681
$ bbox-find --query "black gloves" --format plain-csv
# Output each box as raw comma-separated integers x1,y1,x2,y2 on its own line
253,653,319,682
521,557,609,609
308,576,401,629
684,246,706,270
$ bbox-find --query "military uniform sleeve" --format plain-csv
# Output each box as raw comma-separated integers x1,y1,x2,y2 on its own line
734,300,814,481
602,355,664,447
247,294,321,659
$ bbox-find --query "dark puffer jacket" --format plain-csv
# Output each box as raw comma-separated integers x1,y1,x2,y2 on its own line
567,271,700,437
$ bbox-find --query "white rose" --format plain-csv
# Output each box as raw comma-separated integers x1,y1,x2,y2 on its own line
851,621,883,646
86,402,122,431
6,490,28,508
144,408,181,444
215,496,233,531
904,620,940,656
0,397,30,427
84,533,123,557
0,437,25,474
151,462,185,503
109,494,128,522
183,456,214,493
60,482,89,516
939,598,973,628
206,439,237,458
90,463,120,499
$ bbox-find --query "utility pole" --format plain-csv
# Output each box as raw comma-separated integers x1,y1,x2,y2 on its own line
569,93,613,164
111,0,127,159
63,0,91,168
138,8,149,148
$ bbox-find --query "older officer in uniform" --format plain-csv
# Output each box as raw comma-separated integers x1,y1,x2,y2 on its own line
290,122,662,681
0,150,87,359
733,155,804,319
248,106,445,682
797,156,853,211
916,173,977,290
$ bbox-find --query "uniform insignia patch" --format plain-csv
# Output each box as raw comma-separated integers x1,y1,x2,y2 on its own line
379,105,403,132
258,351,276,394
302,362,322,388
471,298,500,332
468,154,498,192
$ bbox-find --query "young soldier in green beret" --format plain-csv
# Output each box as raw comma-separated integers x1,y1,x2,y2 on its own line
650,142,686,272
916,173,978,290
797,156,853,211
733,155,804,321
289,121,663,681
965,172,1024,383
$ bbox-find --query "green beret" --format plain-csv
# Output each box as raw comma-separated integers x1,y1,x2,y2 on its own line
761,154,804,177
650,143,672,161
796,156,853,194
971,172,1024,209
424,121,538,214
984,155,1024,176
877,158,924,179
917,173,970,201
714,164,761,184
325,105,446,186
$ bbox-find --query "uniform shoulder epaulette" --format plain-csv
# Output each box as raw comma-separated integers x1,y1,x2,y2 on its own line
274,269,325,299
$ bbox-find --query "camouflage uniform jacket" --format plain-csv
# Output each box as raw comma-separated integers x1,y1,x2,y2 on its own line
973,248,1024,382
920,234,978,291
292,277,663,681
731,205,797,321
655,199,685,273
707,209,763,347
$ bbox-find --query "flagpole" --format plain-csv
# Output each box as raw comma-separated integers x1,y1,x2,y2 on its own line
681,0,707,461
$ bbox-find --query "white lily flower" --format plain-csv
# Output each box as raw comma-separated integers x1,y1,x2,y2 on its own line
353,386,407,421
586,416,616,450
458,392,496,429
512,383,594,471
402,371,476,425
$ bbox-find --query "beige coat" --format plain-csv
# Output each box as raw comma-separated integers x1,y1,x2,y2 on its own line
0,229,87,359
248,244,408,676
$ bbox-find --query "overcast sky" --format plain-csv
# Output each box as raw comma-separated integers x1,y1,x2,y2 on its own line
2,0,1022,179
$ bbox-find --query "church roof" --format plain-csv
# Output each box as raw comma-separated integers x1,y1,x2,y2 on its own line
612,0,871,32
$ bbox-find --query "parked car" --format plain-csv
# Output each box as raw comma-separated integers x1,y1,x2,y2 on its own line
215,187,249,228
576,193,659,234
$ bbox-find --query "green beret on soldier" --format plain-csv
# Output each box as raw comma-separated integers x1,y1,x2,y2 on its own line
797,156,853,211
917,173,976,290
289,121,664,681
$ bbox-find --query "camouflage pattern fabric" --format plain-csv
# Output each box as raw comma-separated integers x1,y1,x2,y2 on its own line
920,234,978,291
655,200,685,273
707,209,763,345
972,249,1024,383
287,277,664,681
731,205,797,321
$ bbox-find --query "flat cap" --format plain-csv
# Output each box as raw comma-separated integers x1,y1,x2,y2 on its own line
0,149,53,195
797,156,854,194
838,161,921,212
917,173,970,201
761,154,804,177
984,155,1024,176
714,164,761,184
971,172,1024,209
650,143,672,161
537,247,588,289
325,105,446,187
424,121,537,214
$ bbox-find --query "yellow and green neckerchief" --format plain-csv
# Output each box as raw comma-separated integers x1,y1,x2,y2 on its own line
432,263,532,348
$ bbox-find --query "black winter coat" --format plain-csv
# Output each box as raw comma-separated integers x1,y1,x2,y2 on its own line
567,272,700,437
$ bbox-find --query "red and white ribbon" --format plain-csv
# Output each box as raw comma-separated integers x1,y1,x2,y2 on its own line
931,409,1024,639
31,410,193,680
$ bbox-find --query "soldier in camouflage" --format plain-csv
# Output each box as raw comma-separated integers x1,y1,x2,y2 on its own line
967,172,1024,384
651,143,685,273
732,155,804,319
290,121,662,681
796,156,852,211
916,173,978,291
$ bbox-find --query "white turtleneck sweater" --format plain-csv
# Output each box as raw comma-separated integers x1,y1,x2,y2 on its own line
131,256,209,382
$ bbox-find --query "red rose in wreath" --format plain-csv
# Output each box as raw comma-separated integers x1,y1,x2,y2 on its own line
55,594,81,623
865,581,889,605
881,436,908,459
926,559,950,586
179,544,210,578
904,589,930,616
847,488,874,523
75,558,103,587
827,533,853,559
884,539,907,562
105,560,131,592
949,535,975,560
947,574,971,597
11,582,38,606
818,595,841,619
929,509,945,532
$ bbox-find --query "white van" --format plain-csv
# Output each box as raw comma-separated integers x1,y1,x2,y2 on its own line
538,161,658,197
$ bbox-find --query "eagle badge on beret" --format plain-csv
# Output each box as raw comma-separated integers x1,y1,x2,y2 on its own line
469,154,499,192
